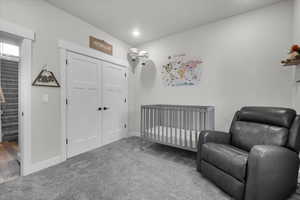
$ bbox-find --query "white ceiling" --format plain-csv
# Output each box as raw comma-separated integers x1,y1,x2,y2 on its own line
46,0,283,46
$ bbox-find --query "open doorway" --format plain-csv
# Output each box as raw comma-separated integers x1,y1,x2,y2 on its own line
0,32,21,183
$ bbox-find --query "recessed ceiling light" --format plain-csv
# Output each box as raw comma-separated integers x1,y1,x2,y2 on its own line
132,29,140,37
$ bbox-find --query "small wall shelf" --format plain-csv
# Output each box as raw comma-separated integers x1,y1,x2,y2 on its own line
282,59,300,67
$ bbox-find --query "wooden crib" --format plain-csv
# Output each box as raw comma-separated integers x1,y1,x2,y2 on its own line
140,105,215,152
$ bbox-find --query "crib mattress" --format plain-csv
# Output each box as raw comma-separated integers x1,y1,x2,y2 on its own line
144,126,199,149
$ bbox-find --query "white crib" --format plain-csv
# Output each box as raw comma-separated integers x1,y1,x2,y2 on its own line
140,105,215,152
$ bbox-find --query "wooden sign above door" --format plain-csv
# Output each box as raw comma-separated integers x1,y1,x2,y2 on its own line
89,36,113,55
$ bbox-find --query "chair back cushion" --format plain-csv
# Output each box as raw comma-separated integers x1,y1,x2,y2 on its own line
230,107,296,152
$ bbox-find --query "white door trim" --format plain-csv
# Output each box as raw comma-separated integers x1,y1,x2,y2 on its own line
58,40,128,68
0,19,35,176
59,40,128,161
0,19,35,40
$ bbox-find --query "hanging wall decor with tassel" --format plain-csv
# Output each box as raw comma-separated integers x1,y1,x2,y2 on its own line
32,65,60,87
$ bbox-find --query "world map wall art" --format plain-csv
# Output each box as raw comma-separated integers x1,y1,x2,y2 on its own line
162,54,203,87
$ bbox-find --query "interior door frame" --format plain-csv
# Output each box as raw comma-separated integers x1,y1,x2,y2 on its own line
0,19,35,176
59,40,128,161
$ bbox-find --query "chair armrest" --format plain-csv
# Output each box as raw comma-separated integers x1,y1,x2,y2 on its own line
197,130,231,171
198,130,231,149
245,145,299,200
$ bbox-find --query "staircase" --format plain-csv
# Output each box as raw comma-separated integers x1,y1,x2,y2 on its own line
0,59,19,142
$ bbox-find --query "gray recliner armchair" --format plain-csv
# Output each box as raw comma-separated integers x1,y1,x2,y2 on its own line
197,107,300,200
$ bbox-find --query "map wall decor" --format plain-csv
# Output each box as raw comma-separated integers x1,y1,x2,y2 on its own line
162,54,203,87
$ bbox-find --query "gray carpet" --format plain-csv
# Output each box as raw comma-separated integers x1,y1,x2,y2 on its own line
0,137,298,200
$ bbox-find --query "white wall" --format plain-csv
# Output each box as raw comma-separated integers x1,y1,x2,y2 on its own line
129,0,294,134
294,0,300,43
0,0,130,163
293,0,300,112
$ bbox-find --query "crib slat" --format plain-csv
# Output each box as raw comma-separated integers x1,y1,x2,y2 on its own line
165,109,168,143
152,107,156,140
168,108,170,144
154,107,157,140
170,108,173,145
175,108,178,145
152,107,155,140
184,109,187,147
141,107,144,137
157,107,159,141
149,107,151,139
179,109,182,146
201,111,204,130
189,109,192,149
145,107,148,138
204,111,207,130
161,108,164,143
144,107,146,138
140,107,142,137
155,107,157,139
157,108,159,141
195,108,198,148
140,105,214,152
143,107,145,137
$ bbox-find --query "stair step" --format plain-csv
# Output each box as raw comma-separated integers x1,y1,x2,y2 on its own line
1,79,18,83
2,135,18,142
2,113,18,118
3,93,18,97
3,127,18,133
1,68,18,72
3,96,18,99
2,71,18,75
2,88,18,92
1,83,18,87
2,130,18,137
2,114,18,119
2,116,18,121
1,75,18,80
1,77,18,85
2,100,18,104
3,107,18,111
2,128,18,134
3,108,18,113
2,68,18,72
1,74,18,79
2,112,18,117
2,122,18,127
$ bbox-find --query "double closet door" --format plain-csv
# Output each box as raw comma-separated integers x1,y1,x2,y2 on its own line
66,52,128,158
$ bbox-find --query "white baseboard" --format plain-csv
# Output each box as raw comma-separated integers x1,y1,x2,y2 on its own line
23,133,138,176
25,155,65,175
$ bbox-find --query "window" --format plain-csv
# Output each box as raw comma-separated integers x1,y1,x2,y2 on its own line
0,42,20,57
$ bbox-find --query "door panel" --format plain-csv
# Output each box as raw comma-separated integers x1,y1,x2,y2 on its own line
66,52,100,158
102,62,127,145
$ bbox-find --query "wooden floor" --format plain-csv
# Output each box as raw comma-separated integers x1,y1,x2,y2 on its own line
0,142,19,184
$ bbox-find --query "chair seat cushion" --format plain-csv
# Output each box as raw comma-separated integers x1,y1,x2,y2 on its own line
201,143,248,181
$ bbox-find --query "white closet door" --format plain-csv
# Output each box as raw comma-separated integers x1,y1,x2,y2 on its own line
102,62,127,145
66,52,101,158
